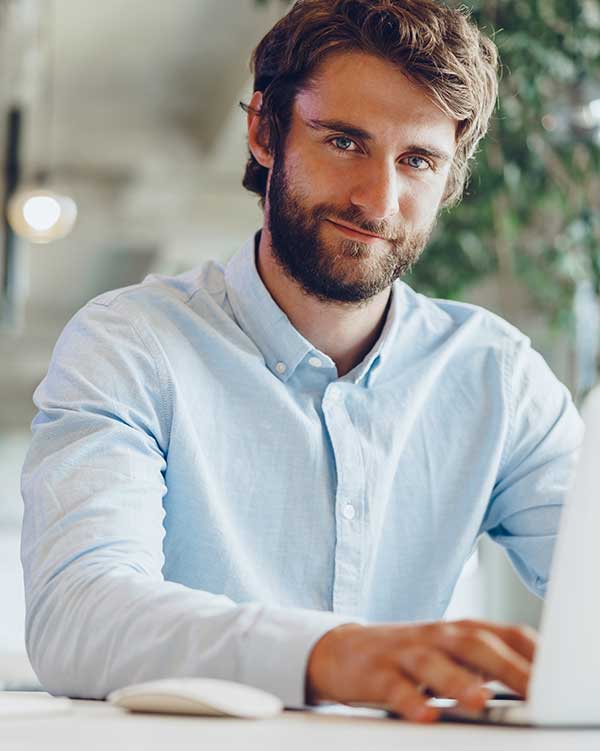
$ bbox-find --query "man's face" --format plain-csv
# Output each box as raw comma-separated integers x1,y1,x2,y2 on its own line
264,51,457,305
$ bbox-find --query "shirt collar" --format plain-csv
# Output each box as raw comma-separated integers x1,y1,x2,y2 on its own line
224,230,404,386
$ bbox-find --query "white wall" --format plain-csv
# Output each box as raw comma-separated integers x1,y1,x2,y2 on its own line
0,430,37,686
0,431,28,652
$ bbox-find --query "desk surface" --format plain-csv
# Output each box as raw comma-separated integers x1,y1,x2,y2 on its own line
2,697,600,750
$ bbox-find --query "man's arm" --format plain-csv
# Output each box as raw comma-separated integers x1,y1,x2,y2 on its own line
20,299,353,708
481,335,584,595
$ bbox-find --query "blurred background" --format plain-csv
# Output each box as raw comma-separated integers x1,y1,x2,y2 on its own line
0,0,598,689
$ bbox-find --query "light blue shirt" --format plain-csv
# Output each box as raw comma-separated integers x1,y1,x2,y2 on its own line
21,231,583,708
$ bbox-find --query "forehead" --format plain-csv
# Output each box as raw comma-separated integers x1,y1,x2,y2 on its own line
294,50,456,147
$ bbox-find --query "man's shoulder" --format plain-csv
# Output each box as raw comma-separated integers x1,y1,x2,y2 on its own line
88,258,227,316
402,283,529,349
55,258,233,361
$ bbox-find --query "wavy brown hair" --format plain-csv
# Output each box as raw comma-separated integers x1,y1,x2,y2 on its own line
240,0,499,210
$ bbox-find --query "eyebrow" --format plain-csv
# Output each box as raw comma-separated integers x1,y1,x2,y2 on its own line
305,117,453,164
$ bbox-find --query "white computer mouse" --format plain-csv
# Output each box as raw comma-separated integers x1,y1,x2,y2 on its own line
107,677,283,719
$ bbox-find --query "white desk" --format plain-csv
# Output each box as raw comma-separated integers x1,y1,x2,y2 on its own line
1,697,600,750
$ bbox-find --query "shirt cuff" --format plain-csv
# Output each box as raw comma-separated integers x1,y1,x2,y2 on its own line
237,604,366,709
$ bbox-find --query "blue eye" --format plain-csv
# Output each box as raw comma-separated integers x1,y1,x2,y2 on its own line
404,155,431,170
330,136,357,152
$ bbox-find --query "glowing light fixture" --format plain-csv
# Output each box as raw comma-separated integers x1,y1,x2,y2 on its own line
7,186,77,243
5,0,77,244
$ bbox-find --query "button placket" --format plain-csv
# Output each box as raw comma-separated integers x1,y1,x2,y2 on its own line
322,384,366,615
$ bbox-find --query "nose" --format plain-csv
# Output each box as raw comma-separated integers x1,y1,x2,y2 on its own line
349,158,401,222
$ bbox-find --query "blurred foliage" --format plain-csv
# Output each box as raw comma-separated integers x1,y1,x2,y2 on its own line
254,0,600,329
415,0,600,331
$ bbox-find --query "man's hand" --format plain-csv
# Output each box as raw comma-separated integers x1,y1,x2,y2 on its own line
305,619,537,723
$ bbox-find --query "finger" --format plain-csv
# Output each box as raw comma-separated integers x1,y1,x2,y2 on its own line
385,672,440,723
450,620,537,662
347,654,440,723
396,645,493,711
437,626,531,697
478,622,537,662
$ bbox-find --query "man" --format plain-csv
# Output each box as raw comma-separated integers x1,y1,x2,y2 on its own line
21,0,583,724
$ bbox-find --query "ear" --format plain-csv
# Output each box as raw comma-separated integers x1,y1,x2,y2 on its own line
247,91,274,170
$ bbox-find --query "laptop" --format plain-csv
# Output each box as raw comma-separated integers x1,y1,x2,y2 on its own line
430,384,600,727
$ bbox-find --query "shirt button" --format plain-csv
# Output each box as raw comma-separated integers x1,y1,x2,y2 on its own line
342,503,355,520
329,386,342,401
275,361,287,374
308,356,322,368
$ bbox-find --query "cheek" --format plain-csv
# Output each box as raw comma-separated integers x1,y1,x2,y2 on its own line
294,162,345,207
406,178,446,222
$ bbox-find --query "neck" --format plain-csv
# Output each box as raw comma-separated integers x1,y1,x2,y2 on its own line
255,225,392,378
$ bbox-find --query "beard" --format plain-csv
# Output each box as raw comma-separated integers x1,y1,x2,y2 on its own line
266,152,436,306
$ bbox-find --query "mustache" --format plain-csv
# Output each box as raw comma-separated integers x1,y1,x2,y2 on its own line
313,204,403,243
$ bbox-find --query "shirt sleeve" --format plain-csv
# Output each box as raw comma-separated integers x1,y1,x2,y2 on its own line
480,333,585,598
20,298,357,709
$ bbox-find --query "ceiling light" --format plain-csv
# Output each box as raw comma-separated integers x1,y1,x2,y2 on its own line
7,186,77,244
4,0,78,246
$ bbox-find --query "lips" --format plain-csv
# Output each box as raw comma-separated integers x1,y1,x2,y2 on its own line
327,219,385,241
